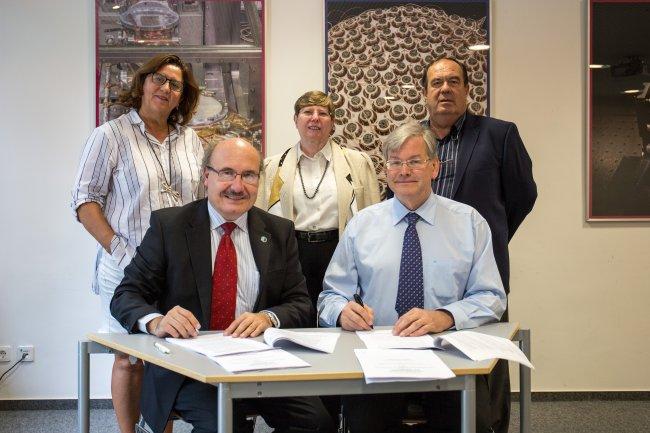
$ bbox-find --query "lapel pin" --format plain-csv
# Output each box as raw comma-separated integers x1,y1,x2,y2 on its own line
260,236,268,243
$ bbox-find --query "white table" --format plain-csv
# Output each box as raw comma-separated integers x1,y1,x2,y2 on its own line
78,322,531,433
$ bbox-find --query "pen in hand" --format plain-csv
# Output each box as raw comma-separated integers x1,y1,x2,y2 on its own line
353,294,374,329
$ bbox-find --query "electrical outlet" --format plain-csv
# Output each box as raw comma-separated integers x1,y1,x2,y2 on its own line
17,345,34,362
0,346,11,362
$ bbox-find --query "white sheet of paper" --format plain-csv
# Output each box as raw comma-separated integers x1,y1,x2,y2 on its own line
356,329,435,349
354,349,455,383
210,348,311,373
437,331,534,369
166,333,272,357
263,328,340,353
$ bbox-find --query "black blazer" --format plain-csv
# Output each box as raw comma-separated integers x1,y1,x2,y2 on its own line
110,199,311,432
389,113,537,293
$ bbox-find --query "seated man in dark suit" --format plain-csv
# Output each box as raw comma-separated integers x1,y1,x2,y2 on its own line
111,138,335,433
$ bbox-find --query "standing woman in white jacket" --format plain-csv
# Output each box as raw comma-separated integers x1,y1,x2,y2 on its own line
257,90,380,311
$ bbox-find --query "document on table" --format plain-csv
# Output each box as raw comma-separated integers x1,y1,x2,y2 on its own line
210,348,311,373
354,349,455,383
435,331,534,369
356,329,435,349
165,333,271,357
263,328,340,353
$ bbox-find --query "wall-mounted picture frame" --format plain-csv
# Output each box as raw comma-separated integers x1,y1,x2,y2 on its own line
325,0,490,196
587,0,650,221
95,0,265,153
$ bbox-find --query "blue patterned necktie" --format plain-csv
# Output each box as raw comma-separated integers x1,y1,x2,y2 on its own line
395,212,424,317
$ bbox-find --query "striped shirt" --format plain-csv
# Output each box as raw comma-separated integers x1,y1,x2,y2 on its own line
427,113,466,199
71,109,204,290
207,202,261,319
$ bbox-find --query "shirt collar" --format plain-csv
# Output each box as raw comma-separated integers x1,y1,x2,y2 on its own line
296,140,332,162
207,201,249,234
390,192,437,227
424,111,466,142
128,109,181,137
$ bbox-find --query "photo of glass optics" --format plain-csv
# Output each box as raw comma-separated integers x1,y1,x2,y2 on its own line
96,0,264,151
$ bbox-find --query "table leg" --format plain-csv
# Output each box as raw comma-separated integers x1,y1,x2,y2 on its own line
461,375,476,433
78,341,90,433
218,383,233,433
518,329,532,433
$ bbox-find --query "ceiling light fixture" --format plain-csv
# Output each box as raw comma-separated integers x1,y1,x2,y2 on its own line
468,44,489,51
622,89,641,94
589,64,610,69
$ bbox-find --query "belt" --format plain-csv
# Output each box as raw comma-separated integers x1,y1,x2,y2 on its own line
295,229,338,243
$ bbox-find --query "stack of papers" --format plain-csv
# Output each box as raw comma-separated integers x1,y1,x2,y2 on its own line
356,329,534,369
166,333,270,357
354,349,455,383
356,330,435,349
438,331,534,369
210,349,310,373
166,329,341,373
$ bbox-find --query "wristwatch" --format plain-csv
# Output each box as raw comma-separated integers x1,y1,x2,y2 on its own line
262,310,279,328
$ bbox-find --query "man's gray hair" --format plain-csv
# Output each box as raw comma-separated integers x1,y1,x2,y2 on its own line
382,119,438,161
201,138,264,174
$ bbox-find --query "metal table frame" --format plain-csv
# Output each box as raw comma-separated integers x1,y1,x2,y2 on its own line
78,328,531,433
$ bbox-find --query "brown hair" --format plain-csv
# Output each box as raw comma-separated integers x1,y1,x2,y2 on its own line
293,90,335,119
118,54,200,126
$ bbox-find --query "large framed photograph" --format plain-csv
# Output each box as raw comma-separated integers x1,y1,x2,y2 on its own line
325,0,490,196
95,0,265,152
587,0,650,221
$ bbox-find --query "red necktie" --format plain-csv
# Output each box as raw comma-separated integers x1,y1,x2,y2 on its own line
210,222,237,330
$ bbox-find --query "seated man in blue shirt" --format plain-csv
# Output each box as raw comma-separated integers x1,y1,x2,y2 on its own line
317,120,507,433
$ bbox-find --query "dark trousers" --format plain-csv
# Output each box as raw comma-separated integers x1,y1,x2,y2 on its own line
343,358,509,433
295,234,339,310
295,233,341,425
172,378,336,433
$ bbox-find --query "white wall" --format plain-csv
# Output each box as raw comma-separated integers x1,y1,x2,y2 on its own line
0,1,114,399
0,0,648,401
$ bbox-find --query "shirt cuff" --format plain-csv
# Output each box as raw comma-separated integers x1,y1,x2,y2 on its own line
260,310,280,328
438,303,469,330
137,313,164,334
318,298,348,327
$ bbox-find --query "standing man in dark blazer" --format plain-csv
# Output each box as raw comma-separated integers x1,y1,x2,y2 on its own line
111,138,334,433
420,57,537,433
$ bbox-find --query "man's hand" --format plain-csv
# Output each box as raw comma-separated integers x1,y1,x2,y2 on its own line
339,301,374,331
224,312,271,338
393,308,454,336
147,306,201,338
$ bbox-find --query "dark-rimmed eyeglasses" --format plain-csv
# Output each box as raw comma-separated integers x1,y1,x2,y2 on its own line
150,72,183,93
385,158,431,171
206,166,260,185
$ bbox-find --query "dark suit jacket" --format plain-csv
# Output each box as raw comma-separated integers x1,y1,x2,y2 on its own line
389,113,537,294
110,199,311,433
447,113,537,294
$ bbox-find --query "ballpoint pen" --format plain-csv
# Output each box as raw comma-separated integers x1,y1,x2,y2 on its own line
154,341,171,355
353,293,373,329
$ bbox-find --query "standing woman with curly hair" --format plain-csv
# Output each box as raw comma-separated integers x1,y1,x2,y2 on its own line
71,54,203,433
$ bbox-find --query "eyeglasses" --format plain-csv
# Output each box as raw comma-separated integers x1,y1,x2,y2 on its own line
206,166,260,185
150,72,183,93
385,158,431,171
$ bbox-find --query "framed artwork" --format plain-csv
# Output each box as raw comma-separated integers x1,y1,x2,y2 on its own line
95,0,265,152
325,0,490,196
587,0,650,220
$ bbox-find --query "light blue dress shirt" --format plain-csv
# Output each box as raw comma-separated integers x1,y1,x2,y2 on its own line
317,193,506,329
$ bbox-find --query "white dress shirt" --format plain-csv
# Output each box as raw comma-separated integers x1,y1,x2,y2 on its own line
293,142,338,231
